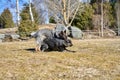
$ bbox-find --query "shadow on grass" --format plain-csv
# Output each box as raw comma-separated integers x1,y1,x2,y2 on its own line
12,48,36,53
24,48,76,53
65,49,76,53
25,48,36,52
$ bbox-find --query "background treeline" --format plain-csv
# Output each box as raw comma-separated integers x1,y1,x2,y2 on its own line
0,0,120,37
0,3,39,37
50,0,120,34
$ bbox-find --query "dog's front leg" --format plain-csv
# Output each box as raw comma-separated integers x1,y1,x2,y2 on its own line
35,44,41,51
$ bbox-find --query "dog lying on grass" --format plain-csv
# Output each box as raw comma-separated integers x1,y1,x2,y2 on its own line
40,38,73,52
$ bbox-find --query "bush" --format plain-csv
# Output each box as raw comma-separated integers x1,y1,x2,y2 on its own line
0,8,14,28
18,20,38,38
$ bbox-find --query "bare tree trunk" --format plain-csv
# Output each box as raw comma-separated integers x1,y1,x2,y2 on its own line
117,9,120,36
116,0,120,36
68,3,80,27
29,0,34,22
62,0,80,27
16,0,20,27
67,0,70,24
62,0,67,26
101,0,104,37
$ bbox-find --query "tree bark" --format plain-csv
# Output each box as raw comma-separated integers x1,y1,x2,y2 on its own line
116,1,120,36
68,3,80,27
29,0,34,22
16,0,20,27
101,0,104,37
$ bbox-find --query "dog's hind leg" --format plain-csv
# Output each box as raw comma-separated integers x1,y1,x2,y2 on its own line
35,44,40,51
35,36,44,52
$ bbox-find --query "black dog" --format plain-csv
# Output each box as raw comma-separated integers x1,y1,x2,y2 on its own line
40,38,73,52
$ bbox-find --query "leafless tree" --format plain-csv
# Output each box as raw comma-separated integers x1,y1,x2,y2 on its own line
33,0,84,26
29,0,34,22
16,0,20,26
101,0,104,37
115,0,120,36
33,0,48,24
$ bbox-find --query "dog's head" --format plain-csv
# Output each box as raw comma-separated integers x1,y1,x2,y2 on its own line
58,30,68,40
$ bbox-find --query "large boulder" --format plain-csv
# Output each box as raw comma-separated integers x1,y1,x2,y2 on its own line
54,24,70,36
54,24,66,32
3,34,20,42
0,39,2,43
54,24,65,36
54,24,83,39
0,34,5,39
10,34,20,40
0,34,5,42
68,26,83,39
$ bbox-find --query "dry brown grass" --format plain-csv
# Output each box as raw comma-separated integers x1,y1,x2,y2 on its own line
0,39,120,80
0,27,18,34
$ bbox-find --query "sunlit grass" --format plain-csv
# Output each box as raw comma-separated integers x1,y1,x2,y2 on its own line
0,39,120,80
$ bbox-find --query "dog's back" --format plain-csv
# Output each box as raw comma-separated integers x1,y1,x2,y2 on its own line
36,29,53,38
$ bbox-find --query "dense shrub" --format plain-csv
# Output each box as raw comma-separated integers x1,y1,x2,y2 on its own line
18,20,38,37
0,8,14,28
18,3,39,38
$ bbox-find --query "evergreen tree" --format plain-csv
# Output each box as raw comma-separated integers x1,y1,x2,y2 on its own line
18,3,38,37
90,0,101,4
110,0,117,3
20,3,39,24
49,16,56,23
72,4,94,30
0,16,4,28
0,8,14,28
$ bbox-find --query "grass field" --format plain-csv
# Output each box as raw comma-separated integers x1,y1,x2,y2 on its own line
0,39,120,80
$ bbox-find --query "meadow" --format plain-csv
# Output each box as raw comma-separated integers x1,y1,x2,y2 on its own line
0,39,120,80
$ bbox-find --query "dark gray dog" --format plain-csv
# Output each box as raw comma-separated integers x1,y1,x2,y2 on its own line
31,28,68,51
40,38,73,52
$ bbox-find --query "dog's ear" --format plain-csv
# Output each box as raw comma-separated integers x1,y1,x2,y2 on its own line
63,29,66,34
59,31,64,35
61,30,67,35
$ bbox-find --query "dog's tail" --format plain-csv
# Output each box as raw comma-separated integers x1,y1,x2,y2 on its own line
30,31,37,38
